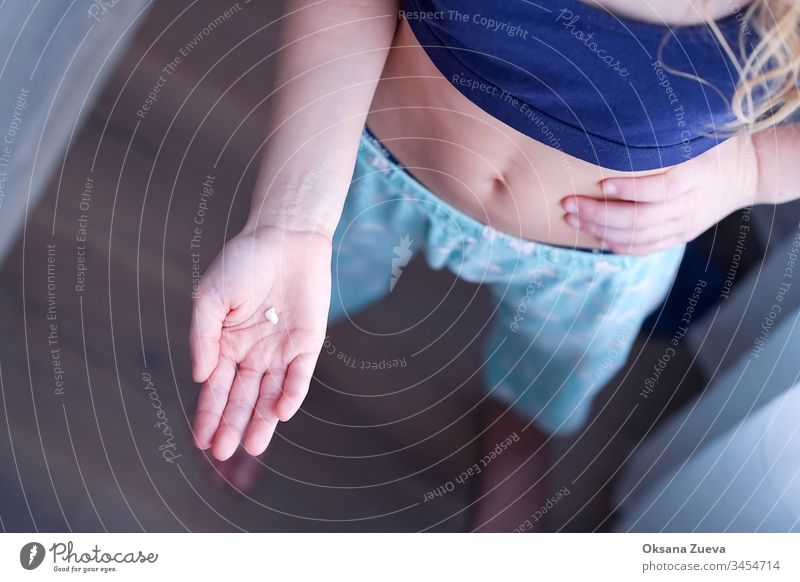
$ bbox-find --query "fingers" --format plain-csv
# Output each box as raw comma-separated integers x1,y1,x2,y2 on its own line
600,167,688,203
190,291,227,383
211,367,263,461
562,185,704,254
198,351,317,460
562,196,686,230
274,353,317,422
193,356,237,450
242,371,284,456
565,214,688,246
564,209,694,255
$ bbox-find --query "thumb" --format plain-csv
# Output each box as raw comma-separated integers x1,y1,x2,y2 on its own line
189,287,226,383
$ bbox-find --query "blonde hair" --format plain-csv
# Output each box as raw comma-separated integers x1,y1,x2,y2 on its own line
710,0,800,131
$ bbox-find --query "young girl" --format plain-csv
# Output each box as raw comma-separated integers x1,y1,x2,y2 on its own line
189,0,800,526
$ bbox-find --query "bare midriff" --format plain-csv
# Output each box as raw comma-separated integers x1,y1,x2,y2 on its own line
365,1,743,248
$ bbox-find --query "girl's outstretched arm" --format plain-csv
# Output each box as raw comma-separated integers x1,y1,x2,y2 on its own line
247,0,401,238
189,0,400,461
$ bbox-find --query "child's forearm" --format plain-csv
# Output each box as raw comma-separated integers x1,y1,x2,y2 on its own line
753,122,800,206
244,0,400,238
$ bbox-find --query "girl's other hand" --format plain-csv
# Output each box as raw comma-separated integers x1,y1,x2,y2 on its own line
561,133,759,256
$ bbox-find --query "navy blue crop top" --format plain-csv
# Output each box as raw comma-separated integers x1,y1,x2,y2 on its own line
401,0,755,170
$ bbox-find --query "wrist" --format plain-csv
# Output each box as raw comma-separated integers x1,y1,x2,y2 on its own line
238,221,335,249
750,127,780,206
243,211,338,240
246,153,356,239
739,130,763,207
244,180,346,240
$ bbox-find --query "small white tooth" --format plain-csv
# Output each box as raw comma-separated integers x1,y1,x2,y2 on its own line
264,307,279,325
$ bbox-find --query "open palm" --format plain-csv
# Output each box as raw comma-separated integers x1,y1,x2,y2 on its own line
189,227,331,460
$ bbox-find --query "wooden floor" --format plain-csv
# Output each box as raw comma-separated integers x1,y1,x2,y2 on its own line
0,0,711,532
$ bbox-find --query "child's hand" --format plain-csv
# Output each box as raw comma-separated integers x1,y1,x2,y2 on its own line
189,226,331,460
561,133,759,256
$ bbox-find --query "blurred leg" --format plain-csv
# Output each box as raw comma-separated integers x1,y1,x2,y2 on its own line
482,245,685,435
